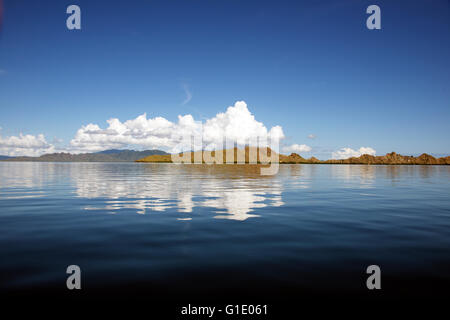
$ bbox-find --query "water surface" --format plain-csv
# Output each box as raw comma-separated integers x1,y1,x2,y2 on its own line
1,162,449,300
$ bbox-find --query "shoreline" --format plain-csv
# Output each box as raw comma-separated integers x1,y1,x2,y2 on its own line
1,149,449,165
1,160,449,165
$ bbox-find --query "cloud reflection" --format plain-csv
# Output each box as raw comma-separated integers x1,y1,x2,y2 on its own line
70,163,285,220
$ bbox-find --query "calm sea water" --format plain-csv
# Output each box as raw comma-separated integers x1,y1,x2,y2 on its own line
1,162,449,301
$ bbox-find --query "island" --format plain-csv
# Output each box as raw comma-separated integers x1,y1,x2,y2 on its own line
2,147,449,165
136,147,450,165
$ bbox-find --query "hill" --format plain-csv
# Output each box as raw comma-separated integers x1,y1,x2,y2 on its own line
2,149,168,162
137,147,279,163
323,152,450,165
136,149,450,165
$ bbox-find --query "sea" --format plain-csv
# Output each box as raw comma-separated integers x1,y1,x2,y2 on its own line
0,162,449,309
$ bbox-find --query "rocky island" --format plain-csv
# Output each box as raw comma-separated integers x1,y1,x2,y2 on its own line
136,148,450,165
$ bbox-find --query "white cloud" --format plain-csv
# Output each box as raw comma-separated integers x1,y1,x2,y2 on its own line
201,101,284,151
1,101,285,157
181,84,192,105
0,133,56,156
331,147,376,159
282,144,312,154
307,134,316,139
70,101,285,153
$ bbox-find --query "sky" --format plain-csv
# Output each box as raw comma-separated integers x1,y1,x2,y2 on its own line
0,0,449,159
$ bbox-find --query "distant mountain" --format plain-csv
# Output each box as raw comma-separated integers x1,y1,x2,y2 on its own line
2,149,169,162
95,149,127,154
0,155,13,160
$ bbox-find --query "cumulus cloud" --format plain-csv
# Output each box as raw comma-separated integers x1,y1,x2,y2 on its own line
307,134,316,139
201,101,284,150
70,115,177,153
331,147,376,159
2,101,285,156
282,144,312,154
70,101,285,153
0,133,56,156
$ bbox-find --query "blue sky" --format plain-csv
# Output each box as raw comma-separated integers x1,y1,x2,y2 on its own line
0,0,449,158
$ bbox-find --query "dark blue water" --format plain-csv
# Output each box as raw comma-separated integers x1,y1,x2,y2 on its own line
1,162,449,302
